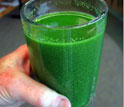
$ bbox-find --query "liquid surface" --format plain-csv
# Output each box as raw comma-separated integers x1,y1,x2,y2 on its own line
29,12,96,44
35,12,94,27
24,11,105,107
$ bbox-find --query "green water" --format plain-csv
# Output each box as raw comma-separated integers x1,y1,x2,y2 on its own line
24,11,105,107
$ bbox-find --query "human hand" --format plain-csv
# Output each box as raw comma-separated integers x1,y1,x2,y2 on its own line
0,44,71,107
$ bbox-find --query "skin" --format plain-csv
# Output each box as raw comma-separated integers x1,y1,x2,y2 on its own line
0,44,71,107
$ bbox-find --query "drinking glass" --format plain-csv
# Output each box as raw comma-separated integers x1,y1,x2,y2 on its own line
20,0,108,106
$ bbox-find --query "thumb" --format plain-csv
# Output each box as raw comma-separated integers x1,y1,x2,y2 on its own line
4,70,71,107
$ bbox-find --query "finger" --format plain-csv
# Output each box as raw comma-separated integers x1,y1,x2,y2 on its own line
3,70,71,107
14,44,29,61
1,101,25,107
14,44,30,75
0,44,30,75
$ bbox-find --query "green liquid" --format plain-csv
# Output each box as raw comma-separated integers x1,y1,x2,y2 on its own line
25,12,105,107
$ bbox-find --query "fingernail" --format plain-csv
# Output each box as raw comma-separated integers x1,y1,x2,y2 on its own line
58,98,71,107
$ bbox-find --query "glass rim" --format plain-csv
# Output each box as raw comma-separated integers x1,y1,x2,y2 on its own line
20,0,108,29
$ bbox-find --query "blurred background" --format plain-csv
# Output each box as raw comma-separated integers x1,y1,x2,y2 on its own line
0,0,123,107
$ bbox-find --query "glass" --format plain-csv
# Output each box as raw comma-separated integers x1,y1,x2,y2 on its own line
20,0,108,107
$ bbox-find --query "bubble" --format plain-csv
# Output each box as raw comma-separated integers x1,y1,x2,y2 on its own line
38,38,45,42
36,35,87,43
71,38,75,42
79,37,82,41
62,39,65,43
55,39,59,43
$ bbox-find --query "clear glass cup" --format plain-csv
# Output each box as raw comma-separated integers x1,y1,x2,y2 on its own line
20,0,108,107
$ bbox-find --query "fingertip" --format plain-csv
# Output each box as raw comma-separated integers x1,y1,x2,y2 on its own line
15,44,29,59
16,44,28,53
39,88,71,107
56,95,71,107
